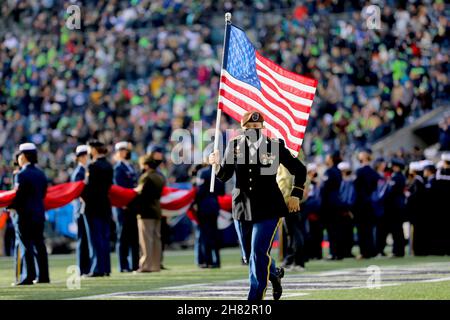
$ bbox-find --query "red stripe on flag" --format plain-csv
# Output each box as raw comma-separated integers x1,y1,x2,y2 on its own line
256,65,316,101
256,51,318,87
221,75,309,130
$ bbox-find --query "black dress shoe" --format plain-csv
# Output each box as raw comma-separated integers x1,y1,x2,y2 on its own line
270,267,284,300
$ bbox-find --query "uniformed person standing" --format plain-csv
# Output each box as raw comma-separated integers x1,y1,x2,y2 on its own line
8,143,49,285
381,158,407,257
353,149,379,259
113,141,139,272
82,140,114,277
406,161,425,255
320,152,343,260
337,161,356,258
303,164,323,260
193,163,225,268
209,111,307,301
434,153,450,254
70,145,92,276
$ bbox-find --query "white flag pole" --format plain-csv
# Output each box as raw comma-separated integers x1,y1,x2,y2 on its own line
210,12,232,193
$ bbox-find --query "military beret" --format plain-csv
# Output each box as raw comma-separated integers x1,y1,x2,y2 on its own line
241,111,264,126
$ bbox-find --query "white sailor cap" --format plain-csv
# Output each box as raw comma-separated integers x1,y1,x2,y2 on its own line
115,141,130,151
337,161,351,171
307,163,317,172
409,161,423,173
436,161,444,169
419,160,434,169
441,152,450,162
18,143,37,153
75,145,88,156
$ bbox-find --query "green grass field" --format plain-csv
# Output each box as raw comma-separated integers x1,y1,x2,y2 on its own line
0,248,449,300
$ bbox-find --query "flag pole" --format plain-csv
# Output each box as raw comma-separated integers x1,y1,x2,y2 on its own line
210,12,232,193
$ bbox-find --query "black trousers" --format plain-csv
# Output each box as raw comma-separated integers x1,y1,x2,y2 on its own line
377,212,405,257
356,219,376,258
282,213,307,267
14,220,49,284
326,216,347,259
306,219,323,259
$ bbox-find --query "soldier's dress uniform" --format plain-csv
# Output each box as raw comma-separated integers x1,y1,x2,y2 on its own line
82,154,114,276
216,117,307,301
70,149,92,275
9,143,49,285
113,158,139,272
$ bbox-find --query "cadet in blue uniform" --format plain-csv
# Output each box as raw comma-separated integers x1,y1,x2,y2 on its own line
407,161,426,256
337,161,356,258
113,141,139,272
193,164,225,268
9,143,49,285
70,145,92,275
353,149,379,259
381,158,407,257
82,140,114,277
209,111,307,301
320,152,343,260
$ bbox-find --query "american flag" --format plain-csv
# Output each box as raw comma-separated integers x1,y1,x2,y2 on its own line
218,24,318,156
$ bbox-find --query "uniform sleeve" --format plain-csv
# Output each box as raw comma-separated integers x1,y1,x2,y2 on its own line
276,165,293,202
81,163,98,201
9,172,26,210
216,139,236,182
114,165,126,186
74,168,85,182
278,139,307,199
390,175,405,196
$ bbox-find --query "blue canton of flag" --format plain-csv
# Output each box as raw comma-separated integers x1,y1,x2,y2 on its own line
224,26,261,90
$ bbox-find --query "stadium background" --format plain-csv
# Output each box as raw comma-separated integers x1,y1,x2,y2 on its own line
0,1,449,255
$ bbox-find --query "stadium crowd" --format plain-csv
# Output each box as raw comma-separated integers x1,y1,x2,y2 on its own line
0,0,449,263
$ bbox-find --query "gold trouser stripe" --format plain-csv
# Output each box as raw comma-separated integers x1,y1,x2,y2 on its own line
262,219,282,300
16,245,21,282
